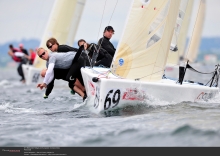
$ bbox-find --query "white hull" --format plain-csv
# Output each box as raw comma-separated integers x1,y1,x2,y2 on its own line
81,67,219,113
22,65,43,85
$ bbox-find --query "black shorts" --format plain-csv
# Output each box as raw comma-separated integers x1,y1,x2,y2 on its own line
66,55,89,86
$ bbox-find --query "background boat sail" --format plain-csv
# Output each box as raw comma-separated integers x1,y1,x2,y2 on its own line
23,0,86,85
166,0,194,66
185,0,206,63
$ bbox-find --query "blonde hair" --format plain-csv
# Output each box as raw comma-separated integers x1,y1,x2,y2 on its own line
37,47,45,55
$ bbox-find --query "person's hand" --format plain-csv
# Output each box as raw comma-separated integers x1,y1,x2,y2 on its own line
43,94,48,99
37,83,47,90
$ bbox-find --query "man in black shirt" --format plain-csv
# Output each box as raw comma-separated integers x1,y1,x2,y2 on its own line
98,26,116,58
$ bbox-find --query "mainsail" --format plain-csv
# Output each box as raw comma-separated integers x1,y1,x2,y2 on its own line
186,0,206,63
111,0,181,82
166,0,194,66
33,0,86,69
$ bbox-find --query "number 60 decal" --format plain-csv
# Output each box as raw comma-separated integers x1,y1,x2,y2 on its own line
104,89,121,110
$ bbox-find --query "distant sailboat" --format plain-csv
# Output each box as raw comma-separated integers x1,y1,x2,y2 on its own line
81,0,219,113
22,0,86,85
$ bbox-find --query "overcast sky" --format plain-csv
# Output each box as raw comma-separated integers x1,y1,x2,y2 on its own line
0,0,219,45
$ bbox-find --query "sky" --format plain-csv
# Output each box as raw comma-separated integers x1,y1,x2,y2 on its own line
0,0,220,46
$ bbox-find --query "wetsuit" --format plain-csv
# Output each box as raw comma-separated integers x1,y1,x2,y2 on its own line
66,45,90,86
87,43,113,68
98,36,116,57
57,44,90,84
57,45,78,53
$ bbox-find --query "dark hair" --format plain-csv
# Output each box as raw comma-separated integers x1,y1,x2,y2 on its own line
77,39,91,49
104,26,115,33
9,44,13,48
46,37,59,48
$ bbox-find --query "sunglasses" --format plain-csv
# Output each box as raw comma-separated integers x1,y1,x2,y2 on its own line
48,44,53,49
39,52,45,58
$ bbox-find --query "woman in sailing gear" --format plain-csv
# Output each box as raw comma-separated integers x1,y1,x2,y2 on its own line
78,39,113,68
98,26,116,58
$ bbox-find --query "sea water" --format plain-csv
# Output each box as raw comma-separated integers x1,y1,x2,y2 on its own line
0,67,220,147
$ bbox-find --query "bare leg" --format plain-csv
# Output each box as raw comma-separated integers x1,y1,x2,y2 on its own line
74,79,85,92
73,85,85,97
73,79,87,101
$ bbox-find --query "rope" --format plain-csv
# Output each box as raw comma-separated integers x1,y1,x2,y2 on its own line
97,0,119,55
186,64,215,75
96,0,108,41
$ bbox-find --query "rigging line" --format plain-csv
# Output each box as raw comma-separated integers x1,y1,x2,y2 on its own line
97,0,118,53
138,69,165,80
96,0,108,42
184,0,202,61
107,0,118,26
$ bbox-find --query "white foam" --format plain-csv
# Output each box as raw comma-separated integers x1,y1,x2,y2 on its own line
0,102,37,114
0,80,10,86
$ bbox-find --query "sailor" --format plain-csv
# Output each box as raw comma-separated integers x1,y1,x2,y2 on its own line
78,39,113,68
98,26,116,58
46,37,78,53
8,44,29,83
46,37,90,86
36,47,87,101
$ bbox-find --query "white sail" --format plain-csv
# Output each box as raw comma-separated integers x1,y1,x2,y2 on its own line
33,0,86,69
111,0,181,82
166,0,194,66
186,0,206,63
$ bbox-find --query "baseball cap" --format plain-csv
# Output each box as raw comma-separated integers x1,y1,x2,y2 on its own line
104,26,115,33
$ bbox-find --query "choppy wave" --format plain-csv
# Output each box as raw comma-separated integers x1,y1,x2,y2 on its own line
1,67,220,146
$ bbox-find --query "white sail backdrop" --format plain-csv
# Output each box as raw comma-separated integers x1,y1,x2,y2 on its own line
186,0,206,63
166,0,194,66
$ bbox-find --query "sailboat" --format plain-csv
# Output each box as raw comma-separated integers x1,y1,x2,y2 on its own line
81,0,219,113
22,0,86,85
